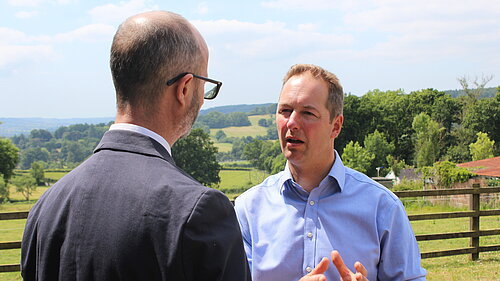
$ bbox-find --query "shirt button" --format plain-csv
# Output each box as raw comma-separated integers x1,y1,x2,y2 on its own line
309,200,315,206
307,232,313,238
306,266,312,273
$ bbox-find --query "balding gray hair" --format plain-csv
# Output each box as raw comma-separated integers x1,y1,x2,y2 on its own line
110,11,202,113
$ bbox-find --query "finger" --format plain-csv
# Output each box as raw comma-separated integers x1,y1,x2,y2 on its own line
354,272,368,281
310,257,330,275
354,261,368,277
299,275,327,281
331,250,353,277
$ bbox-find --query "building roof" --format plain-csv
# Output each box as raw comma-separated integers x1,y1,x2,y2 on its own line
457,156,500,177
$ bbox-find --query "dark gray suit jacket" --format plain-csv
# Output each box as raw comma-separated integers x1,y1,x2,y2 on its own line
21,130,251,281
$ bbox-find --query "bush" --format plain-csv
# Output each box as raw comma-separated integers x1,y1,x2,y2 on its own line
393,179,424,191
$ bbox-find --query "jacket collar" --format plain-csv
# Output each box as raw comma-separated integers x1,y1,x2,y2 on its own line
94,130,174,165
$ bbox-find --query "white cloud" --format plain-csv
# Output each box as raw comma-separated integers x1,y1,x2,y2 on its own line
193,19,353,60
340,0,500,62
261,0,365,11
7,0,45,7
0,45,55,68
0,23,114,69
7,0,74,7
89,0,159,25
196,2,209,15
15,10,39,19
54,24,115,42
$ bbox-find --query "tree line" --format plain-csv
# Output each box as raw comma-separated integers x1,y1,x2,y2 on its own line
0,82,498,201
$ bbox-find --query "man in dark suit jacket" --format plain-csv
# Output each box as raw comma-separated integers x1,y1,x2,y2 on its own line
21,11,250,281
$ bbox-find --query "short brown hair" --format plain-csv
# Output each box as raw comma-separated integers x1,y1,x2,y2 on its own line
282,64,343,121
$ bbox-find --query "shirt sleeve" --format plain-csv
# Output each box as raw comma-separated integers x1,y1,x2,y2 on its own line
181,189,251,281
378,199,427,280
234,196,253,271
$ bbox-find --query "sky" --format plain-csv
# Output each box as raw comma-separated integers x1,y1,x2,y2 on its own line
1,0,499,118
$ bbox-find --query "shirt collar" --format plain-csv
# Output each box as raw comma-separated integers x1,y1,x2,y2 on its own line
109,123,172,155
279,150,346,194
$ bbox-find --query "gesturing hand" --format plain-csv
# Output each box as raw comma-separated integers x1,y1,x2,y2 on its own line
298,257,330,281
331,251,368,281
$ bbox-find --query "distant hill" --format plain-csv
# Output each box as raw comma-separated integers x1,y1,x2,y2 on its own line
444,87,497,98
0,103,276,137
0,117,113,137
199,103,276,115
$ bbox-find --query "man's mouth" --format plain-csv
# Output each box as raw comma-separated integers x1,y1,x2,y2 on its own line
286,137,304,144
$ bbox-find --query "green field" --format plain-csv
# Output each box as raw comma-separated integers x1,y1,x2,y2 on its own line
214,142,232,153
1,171,499,280
210,114,274,138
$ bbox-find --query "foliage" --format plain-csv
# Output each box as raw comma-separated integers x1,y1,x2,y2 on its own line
419,161,473,188
242,139,282,173
11,175,37,201
271,154,286,174
249,103,277,115
364,130,394,176
30,161,45,186
172,128,221,188
341,141,374,174
214,130,227,141
11,123,109,169
469,132,495,161
257,118,273,127
197,111,251,128
20,147,49,169
0,138,20,181
412,113,444,167
386,155,407,177
0,176,8,202
392,179,424,191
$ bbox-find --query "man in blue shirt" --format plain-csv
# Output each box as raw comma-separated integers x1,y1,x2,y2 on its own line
235,64,427,281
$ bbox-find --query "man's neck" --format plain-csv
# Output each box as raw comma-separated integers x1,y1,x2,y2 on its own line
288,154,335,193
115,109,178,146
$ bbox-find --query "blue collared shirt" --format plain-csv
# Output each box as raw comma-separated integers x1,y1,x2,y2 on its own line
235,151,426,281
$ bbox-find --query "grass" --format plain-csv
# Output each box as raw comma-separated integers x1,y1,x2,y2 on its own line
217,169,270,199
44,171,67,181
209,114,274,138
1,171,499,280
214,142,232,153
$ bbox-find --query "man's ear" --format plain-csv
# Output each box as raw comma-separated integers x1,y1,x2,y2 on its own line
173,74,194,107
331,115,343,139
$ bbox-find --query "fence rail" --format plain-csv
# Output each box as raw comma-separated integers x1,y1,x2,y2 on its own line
394,184,500,260
1,184,499,273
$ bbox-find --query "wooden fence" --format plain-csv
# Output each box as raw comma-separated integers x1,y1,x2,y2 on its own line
1,183,499,273
393,183,500,260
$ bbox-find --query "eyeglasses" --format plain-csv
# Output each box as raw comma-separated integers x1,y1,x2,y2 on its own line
166,72,222,100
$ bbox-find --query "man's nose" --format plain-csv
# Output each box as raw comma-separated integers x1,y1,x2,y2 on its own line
286,111,300,131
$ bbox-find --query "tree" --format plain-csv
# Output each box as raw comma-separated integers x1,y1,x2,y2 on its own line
21,147,50,169
214,130,227,142
386,155,406,177
271,154,286,174
364,130,394,176
12,175,37,201
31,161,46,186
0,176,8,202
412,113,443,167
469,132,495,161
420,161,473,189
172,128,221,187
341,141,374,174
0,138,20,182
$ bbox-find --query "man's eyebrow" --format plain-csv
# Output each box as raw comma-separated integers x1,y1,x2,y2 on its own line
302,105,319,111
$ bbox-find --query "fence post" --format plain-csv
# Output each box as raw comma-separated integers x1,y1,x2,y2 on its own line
470,182,480,261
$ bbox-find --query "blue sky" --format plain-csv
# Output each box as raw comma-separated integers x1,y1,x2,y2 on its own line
1,0,499,118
